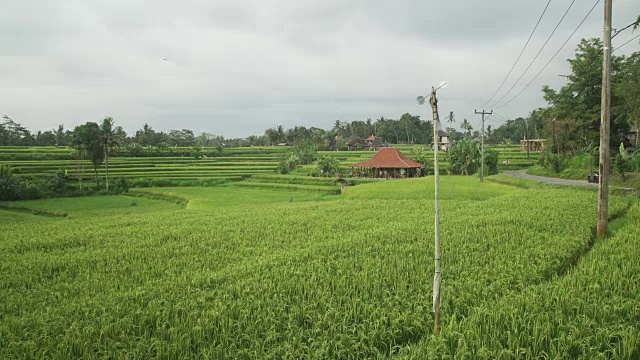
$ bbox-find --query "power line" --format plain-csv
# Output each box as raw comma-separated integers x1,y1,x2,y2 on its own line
477,0,553,109
492,113,511,124
614,34,640,51
612,18,640,39
494,0,600,110
488,0,577,109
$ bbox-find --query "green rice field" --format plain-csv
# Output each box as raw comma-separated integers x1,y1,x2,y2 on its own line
1,175,638,358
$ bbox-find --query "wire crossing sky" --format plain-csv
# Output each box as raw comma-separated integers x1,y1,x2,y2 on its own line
478,0,553,110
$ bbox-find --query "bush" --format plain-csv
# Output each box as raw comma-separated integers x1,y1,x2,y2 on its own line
410,149,430,176
447,139,480,175
539,149,564,174
614,144,633,181
277,152,300,174
294,141,317,165
0,165,44,201
114,177,130,193
484,149,499,175
314,155,341,177
48,169,69,194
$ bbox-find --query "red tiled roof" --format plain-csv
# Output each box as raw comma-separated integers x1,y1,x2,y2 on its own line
365,135,376,141
350,147,423,168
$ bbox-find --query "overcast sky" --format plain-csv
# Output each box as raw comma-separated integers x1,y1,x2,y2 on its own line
2,0,639,137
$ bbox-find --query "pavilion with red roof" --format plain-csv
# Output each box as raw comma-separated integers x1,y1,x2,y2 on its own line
350,147,423,179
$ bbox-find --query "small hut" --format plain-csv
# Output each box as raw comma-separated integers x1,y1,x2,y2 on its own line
331,175,349,190
432,130,450,151
521,139,546,152
350,147,423,179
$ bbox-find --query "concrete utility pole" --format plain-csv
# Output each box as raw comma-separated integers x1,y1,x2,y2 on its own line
418,81,447,335
474,109,493,182
597,0,612,237
429,87,442,334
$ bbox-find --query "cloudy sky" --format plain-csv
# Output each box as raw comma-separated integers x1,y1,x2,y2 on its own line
2,0,639,137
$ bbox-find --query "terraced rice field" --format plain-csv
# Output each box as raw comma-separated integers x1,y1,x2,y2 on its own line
1,176,638,358
0,144,537,187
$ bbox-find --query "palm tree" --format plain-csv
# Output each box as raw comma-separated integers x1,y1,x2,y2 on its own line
446,111,456,124
101,117,116,191
53,124,64,147
460,118,473,138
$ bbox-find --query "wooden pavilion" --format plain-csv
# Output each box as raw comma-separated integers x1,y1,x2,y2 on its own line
350,147,423,179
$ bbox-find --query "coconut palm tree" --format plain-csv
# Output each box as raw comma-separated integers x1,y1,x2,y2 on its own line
101,117,117,191
460,118,473,138
446,111,456,124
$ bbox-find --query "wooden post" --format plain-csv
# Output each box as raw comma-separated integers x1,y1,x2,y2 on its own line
430,88,442,334
597,0,612,237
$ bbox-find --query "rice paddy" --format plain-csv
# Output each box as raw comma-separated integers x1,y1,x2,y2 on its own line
1,174,637,358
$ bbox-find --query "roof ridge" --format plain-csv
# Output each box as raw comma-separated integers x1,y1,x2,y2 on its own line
393,147,410,167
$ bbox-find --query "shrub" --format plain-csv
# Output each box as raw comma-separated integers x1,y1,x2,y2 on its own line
294,141,317,165
539,148,564,174
114,177,130,193
0,165,44,201
447,139,480,175
410,149,430,176
277,152,300,174
314,155,341,177
614,144,633,181
484,149,499,175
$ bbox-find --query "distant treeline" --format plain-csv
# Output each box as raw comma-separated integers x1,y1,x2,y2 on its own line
1,111,497,151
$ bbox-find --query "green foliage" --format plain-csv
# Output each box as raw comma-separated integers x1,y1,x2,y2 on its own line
538,148,565,174
48,169,69,193
614,143,633,181
114,177,130,193
277,152,299,174
446,138,480,175
410,149,431,175
483,149,499,175
314,154,341,177
294,141,317,165
542,38,638,151
72,122,104,185
192,146,202,160
0,165,43,201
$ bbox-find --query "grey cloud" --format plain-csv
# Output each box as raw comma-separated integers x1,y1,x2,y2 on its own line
1,0,639,137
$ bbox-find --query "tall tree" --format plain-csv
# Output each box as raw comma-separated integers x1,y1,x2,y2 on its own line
100,117,124,191
542,38,634,150
72,122,103,187
54,124,65,147
460,118,473,138
446,111,456,124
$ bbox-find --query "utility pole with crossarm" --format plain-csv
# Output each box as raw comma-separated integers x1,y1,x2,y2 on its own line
474,109,493,182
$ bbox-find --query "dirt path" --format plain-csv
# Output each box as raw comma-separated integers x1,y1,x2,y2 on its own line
503,169,599,188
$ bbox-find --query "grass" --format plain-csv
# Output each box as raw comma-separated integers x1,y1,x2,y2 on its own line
130,185,338,209
1,176,637,358
1,195,175,219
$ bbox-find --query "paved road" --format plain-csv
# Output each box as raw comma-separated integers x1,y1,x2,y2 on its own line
503,169,599,188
